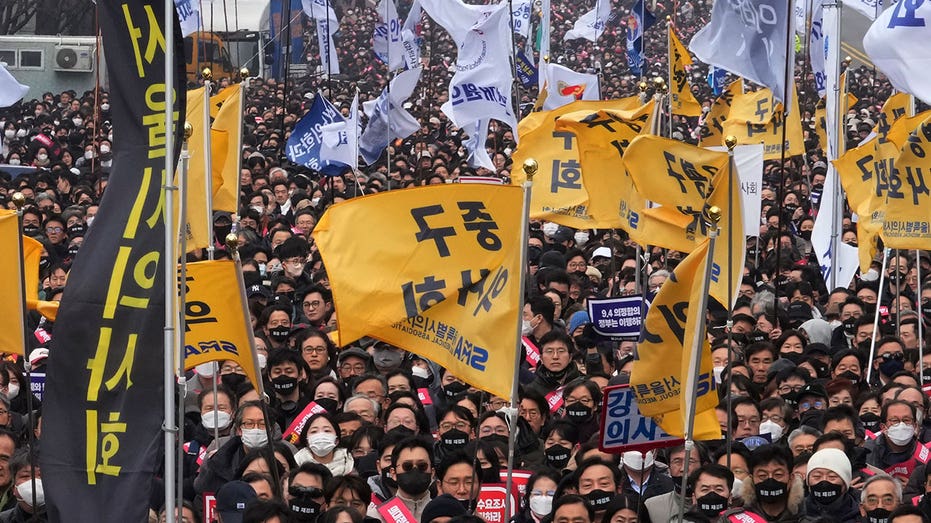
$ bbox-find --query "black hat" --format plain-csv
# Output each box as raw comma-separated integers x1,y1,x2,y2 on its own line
216,481,257,523
798,383,828,402
421,494,468,523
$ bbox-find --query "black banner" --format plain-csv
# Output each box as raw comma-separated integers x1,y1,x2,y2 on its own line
41,0,186,521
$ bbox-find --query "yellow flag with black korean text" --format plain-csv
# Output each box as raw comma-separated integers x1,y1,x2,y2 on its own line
211,84,242,212
314,185,522,399
699,79,741,147
630,239,721,439
668,27,702,117
0,211,26,355
877,113,931,250
511,98,641,229
722,85,805,160
183,259,261,390
551,100,656,231
874,92,912,136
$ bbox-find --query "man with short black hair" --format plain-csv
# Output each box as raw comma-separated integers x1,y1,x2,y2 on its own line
366,437,434,522
552,494,595,523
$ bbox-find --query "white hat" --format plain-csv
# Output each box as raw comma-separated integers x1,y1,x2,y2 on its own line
591,246,612,261
807,448,852,487
29,348,49,366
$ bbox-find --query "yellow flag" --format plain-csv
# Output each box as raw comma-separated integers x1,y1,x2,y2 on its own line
668,27,702,117
874,92,912,137
211,85,242,212
511,98,642,229
815,98,827,153
699,79,741,147
879,114,931,250
179,87,211,252
0,211,26,355
183,260,261,390
209,84,237,120
550,101,656,230
722,86,805,159
630,239,721,439
816,73,857,156
314,185,523,399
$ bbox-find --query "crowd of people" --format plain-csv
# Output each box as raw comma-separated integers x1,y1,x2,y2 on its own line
0,0,928,522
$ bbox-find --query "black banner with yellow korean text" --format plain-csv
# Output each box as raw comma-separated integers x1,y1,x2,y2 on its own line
41,0,186,520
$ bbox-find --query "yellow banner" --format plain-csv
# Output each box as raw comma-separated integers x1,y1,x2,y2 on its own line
722,85,805,160
180,87,210,252
0,211,25,355
631,239,721,439
183,260,261,390
874,92,912,136
211,85,242,212
668,27,702,117
314,185,523,399
879,114,931,249
511,98,642,229
550,101,657,230
699,79,742,147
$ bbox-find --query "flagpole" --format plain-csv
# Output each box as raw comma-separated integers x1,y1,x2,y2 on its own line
508,0,524,122
919,249,925,388
827,0,844,291
539,0,551,65
866,249,890,385
235,68,250,230
163,0,179,517
677,205,721,523
666,19,673,140
203,69,215,261
177,123,193,520
505,158,536,521
11,193,38,511
723,136,738,469
774,0,794,307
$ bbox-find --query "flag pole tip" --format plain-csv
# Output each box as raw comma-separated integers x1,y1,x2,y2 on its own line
724,135,738,150
522,158,539,180
11,192,24,209
705,206,722,225
202,68,213,81
239,68,251,81
184,122,194,141
653,76,667,93
638,81,649,93
225,233,239,250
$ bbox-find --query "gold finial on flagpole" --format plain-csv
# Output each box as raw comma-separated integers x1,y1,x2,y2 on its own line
724,135,738,150
202,68,213,81
653,76,667,94
11,192,24,210
522,158,538,181
225,233,239,251
183,122,194,142
239,68,250,82
706,206,722,224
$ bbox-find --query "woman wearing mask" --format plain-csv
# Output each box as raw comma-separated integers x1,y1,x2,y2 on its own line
562,378,602,444
541,420,581,472
294,413,354,476
310,377,346,415
511,470,560,523
258,304,293,351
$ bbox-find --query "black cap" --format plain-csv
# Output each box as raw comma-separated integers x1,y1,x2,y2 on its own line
216,481,257,523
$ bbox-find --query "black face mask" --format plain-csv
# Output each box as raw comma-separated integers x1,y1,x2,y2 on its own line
545,444,571,469
585,489,614,511
67,245,80,257
838,370,860,384
396,470,432,495
214,224,232,240
381,468,397,490
22,224,40,236
670,475,692,498
272,375,298,395
696,492,728,517
269,327,291,342
754,478,788,503
842,318,858,335
314,397,338,413
810,480,843,505
879,357,904,377
288,489,322,522
355,451,378,478
780,391,799,409
860,412,882,432
443,381,469,399
800,409,824,429
866,507,892,523
38,255,50,271
440,429,469,450
67,223,85,236
481,434,509,448
480,467,499,484
220,373,246,390
565,404,593,424
781,352,804,365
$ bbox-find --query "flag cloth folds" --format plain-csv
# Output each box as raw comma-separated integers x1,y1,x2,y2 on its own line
540,61,600,111
564,0,611,41
360,67,422,165
321,92,359,171
690,0,794,106
883,114,931,249
699,79,741,147
0,211,26,355
303,0,340,75
721,86,806,160
175,0,200,36
848,0,885,20
0,64,28,108
626,0,655,75
180,87,210,251
668,26,702,117
41,0,186,520
314,185,523,399
864,1,931,105
210,84,242,212
286,92,345,173
183,260,262,389
373,0,405,71
631,239,721,439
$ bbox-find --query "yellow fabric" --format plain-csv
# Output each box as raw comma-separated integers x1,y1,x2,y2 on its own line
179,87,210,252
699,79,742,147
0,211,26,355
210,85,242,212
668,27,702,117
722,85,805,160
314,185,523,399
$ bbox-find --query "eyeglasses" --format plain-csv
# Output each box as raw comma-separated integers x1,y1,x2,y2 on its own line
303,300,323,309
45,226,63,233
442,477,476,489
565,397,593,407
398,461,430,473
886,417,915,425
799,401,825,411
479,426,508,436
520,408,541,419
340,363,366,373
240,419,266,429
777,384,803,394
440,421,470,432
567,262,586,270
542,347,569,356
302,346,328,355
761,414,784,424
880,352,905,361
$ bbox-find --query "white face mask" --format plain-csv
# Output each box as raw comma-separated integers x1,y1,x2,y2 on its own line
8,158,19,166
573,232,590,247
240,428,268,449
307,432,338,457
4,130,13,139
529,494,553,516
712,366,725,385
36,153,48,162
202,410,232,430
759,420,783,441
73,118,83,127
257,353,267,370
886,422,915,446
6,383,19,400
541,222,559,238
101,103,110,111
15,129,26,138
16,479,44,508
411,365,429,379
521,319,534,336
195,361,216,377
100,145,111,154
84,150,95,160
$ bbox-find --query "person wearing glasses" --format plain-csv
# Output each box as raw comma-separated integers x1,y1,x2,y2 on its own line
285,462,333,521
526,330,581,401
41,215,68,259
741,444,804,523
871,337,910,389
866,400,928,486
435,452,480,510
195,400,274,499
299,284,335,333
366,437,434,522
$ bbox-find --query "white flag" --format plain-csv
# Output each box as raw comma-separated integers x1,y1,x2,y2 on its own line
401,0,423,69
848,0,886,20
359,68,423,165
373,0,406,71
864,2,931,105
541,61,600,110
303,0,341,75
511,0,532,39
422,0,518,140
690,0,794,106
321,93,359,170
464,119,495,171
0,65,28,108
710,144,765,238
175,0,201,37
564,0,610,41
794,0,809,34
809,0,826,97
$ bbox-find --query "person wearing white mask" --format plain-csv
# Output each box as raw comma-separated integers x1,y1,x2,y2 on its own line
181,387,237,483
865,399,927,486
294,413,354,476
194,400,274,499
0,451,44,521
620,450,674,500
760,397,791,444
513,470,559,523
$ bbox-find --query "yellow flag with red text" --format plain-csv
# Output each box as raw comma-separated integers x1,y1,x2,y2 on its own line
314,185,523,399
511,98,642,229
668,27,702,117
630,239,721,439
183,260,262,391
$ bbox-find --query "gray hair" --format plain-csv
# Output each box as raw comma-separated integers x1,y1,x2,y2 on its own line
860,474,902,504
345,394,381,417
787,426,822,447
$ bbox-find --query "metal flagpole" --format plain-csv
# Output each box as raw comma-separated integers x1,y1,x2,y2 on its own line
203,70,215,260
896,249,902,335
505,158,536,521
723,136,738,468
919,250,925,387
827,0,844,291
177,123,193,520
677,206,721,523
234,68,250,231
866,249,890,384
667,19,673,140
163,0,179,517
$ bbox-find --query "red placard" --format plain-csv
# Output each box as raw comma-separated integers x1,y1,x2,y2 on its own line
202,492,216,523
476,484,519,523
376,497,417,523
282,401,327,444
